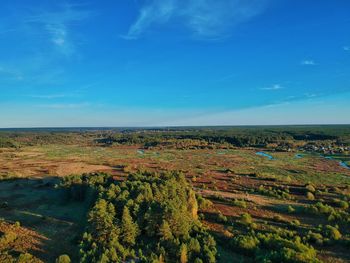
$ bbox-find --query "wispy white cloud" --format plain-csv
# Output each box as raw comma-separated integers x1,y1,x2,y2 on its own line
260,84,284,91
124,0,269,40
301,60,316,66
26,3,92,56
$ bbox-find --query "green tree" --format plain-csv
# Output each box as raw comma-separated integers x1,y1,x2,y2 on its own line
180,244,188,263
88,199,117,243
121,206,138,246
159,220,173,240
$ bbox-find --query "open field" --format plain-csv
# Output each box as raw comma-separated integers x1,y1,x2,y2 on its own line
0,127,349,262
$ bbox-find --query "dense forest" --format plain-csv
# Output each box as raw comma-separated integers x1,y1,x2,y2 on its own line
61,172,217,263
1,125,350,149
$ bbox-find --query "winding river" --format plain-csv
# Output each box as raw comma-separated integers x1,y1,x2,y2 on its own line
256,151,274,160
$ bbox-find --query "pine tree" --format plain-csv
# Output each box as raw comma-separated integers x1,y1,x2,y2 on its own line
120,206,138,246
88,199,116,243
159,220,173,240
188,189,198,219
180,244,188,263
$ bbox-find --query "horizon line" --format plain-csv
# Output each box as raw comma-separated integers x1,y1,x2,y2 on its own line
1,123,350,131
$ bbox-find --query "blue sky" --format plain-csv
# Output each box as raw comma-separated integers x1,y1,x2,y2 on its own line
0,0,349,127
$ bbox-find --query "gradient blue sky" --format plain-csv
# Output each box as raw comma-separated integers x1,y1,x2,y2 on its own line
0,0,349,127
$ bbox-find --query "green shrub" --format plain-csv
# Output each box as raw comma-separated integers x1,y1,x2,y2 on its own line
333,199,349,209
305,184,316,193
290,219,300,227
324,225,341,240
17,253,39,263
257,185,292,200
240,213,253,226
197,195,213,210
307,202,350,224
0,231,17,246
306,192,315,200
232,199,247,208
287,205,295,213
307,231,323,245
273,215,286,223
56,254,71,263
217,212,228,223
257,233,319,263
231,235,259,254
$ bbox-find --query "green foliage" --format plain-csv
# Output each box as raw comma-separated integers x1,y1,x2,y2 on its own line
93,125,350,148
180,244,188,263
120,206,138,246
306,202,350,225
231,235,260,254
231,231,320,263
61,173,113,201
290,220,301,227
306,192,315,200
240,213,253,226
256,233,319,263
0,252,40,263
78,171,217,262
232,199,247,208
257,185,292,200
305,184,316,193
197,195,213,210
307,231,323,245
0,231,17,247
55,254,71,263
287,205,295,213
0,137,18,148
216,212,228,224
323,225,341,240
333,199,349,209
17,253,40,263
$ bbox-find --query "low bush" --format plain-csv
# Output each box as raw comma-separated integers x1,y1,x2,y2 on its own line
197,195,213,210
231,231,320,263
323,225,342,240
217,212,228,224
287,205,296,213
257,185,292,200
305,184,316,193
232,199,247,208
333,199,349,210
306,192,315,200
307,231,323,245
231,234,259,254
56,254,71,263
240,213,253,226
306,202,350,225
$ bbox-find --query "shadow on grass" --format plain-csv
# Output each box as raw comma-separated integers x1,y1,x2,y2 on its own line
0,176,90,262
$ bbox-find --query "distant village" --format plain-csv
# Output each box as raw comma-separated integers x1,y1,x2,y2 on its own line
298,143,350,154
273,143,350,154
